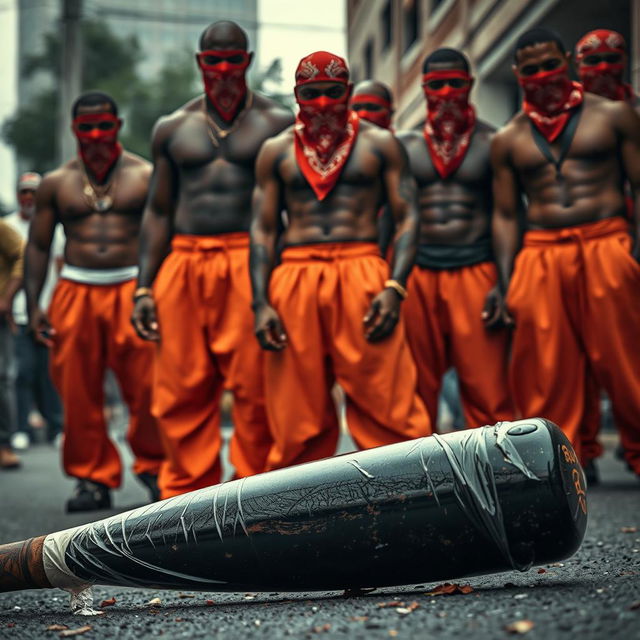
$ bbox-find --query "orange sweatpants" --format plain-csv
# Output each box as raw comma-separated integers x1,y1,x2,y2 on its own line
507,216,640,473
49,278,164,488
264,242,431,470
404,262,514,429
153,233,271,498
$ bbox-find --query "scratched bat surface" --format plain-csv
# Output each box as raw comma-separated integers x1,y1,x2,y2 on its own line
1,419,587,594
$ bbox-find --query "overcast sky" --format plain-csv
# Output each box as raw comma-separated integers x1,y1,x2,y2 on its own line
0,0,346,208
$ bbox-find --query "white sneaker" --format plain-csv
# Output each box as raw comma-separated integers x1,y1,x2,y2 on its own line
11,432,30,451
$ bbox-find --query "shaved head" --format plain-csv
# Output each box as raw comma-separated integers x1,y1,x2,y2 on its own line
353,80,393,103
199,20,248,51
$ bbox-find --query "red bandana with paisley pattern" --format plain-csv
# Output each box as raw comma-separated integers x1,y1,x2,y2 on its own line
294,51,359,201
520,65,584,142
422,70,476,179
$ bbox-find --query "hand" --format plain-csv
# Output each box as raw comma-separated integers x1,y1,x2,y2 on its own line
254,303,287,351
28,308,55,347
482,285,514,330
131,295,160,341
363,288,401,342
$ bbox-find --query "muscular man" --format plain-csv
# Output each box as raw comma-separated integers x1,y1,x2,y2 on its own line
574,29,639,476
350,80,394,130
6,172,64,448
397,48,513,430
131,21,293,498
250,51,430,470
491,28,640,476
27,92,165,511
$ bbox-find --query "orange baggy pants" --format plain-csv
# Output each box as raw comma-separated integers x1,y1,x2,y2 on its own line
153,233,271,498
404,262,514,429
507,217,640,473
264,242,431,470
49,278,164,488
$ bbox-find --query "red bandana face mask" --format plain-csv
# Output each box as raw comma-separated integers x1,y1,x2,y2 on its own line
575,30,632,102
422,70,476,179
350,94,392,129
519,65,584,142
72,113,122,182
197,49,250,122
294,51,359,201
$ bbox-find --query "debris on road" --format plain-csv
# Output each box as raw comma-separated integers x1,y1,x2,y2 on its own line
424,583,474,596
505,620,535,634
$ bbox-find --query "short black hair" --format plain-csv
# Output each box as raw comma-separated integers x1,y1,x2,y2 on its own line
71,91,118,118
514,28,566,61
422,48,470,74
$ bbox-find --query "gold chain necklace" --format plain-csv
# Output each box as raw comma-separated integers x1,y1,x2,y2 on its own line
204,92,254,147
80,156,121,213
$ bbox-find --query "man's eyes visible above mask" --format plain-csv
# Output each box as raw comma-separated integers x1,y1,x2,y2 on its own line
541,58,562,71
520,58,562,76
424,78,468,90
352,102,383,111
203,54,245,64
583,53,622,65
77,121,116,132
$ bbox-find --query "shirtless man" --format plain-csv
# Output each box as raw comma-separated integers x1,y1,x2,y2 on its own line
26,91,165,512
491,28,640,476
574,29,639,477
131,21,293,498
250,51,430,470
397,48,513,430
350,80,394,130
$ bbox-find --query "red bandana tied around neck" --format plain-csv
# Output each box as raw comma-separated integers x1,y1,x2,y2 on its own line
519,65,584,142
350,94,392,129
72,113,122,183
422,70,476,179
294,51,359,201
197,49,250,122
575,29,633,102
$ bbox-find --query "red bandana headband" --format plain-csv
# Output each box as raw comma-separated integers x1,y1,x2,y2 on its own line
350,94,392,129
294,51,358,201
422,70,475,179
575,29,626,61
575,29,633,102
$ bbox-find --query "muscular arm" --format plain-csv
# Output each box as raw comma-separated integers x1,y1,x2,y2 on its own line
25,175,58,318
490,131,522,294
136,119,177,288
382,136,419,287
616,102,640,258
0,223,24,309
249,138,287,350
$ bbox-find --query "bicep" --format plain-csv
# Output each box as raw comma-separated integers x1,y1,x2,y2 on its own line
29,180,57,250
147,155,176,217
618,106,640,187
252,143,282,234
491,138,519,221
383,137,417,224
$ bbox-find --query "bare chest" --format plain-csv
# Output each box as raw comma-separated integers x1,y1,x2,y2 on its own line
55,170,147,221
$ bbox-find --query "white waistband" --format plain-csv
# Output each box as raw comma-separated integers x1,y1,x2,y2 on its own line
60,264,139,285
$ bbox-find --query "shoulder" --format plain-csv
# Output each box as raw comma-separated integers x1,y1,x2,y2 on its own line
395,127,423,146
121,150,153,179
259,125,295,157
475,118,497,135
0,218,23,243
39,164,73,195
152,96,202,143
252,92,294,130
584,91,639,127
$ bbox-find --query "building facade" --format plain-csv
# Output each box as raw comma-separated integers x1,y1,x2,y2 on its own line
347,0,638,129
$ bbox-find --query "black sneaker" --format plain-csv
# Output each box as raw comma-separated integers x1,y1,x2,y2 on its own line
66,479,112,513
137,472,161,502
583,459,599,487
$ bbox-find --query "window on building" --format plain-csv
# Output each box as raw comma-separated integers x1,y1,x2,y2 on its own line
403,0,420,54
364,39,374,79
381,0,392,51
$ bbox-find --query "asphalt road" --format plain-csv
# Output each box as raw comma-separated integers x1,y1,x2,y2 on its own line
0,435,639,640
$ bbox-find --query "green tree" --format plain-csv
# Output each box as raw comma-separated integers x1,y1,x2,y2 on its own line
123,49,199,158
2,19,142,170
